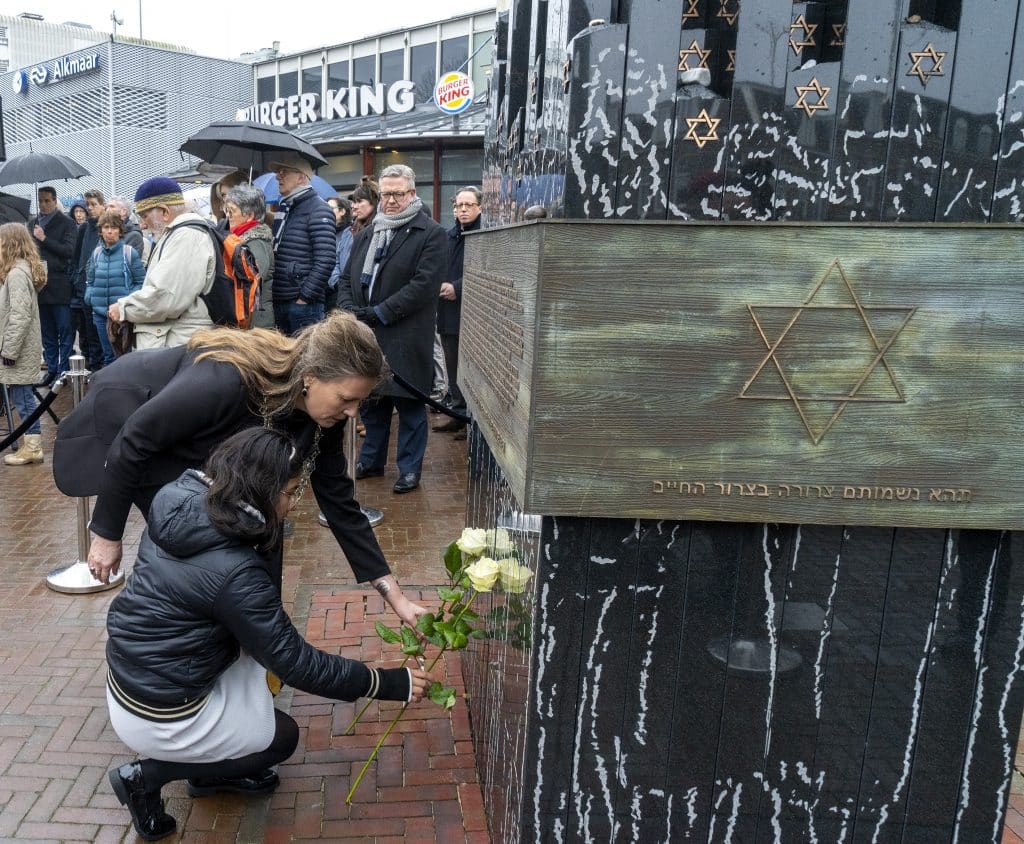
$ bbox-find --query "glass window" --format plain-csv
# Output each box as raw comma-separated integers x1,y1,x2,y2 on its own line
327,60,348,92
411,43,436,102
471,31,493,92
278,71,298,99
441,36,469,74
301,65,322,96
353,55,375,87
441,148,484,185
380,49,404,87
319,153,364,193
256,75,275,102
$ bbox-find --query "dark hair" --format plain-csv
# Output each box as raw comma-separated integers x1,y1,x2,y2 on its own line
204,428,302,553
96,210,125,234
84,188,107,205
38,186,57,200
349,180,380,205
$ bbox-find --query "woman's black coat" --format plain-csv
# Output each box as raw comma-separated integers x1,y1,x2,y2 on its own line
337,210,446,399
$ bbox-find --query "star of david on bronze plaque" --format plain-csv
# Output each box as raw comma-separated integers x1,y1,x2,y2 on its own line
794,78,831,116
684,109,721,148
907,43,946,87
678,39,712,72
717,0,739,26
739,259,916,445
789,14,818,56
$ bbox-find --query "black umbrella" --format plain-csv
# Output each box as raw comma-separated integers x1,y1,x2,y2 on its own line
0,151,90,186
0,192,31,224
179,120,328,173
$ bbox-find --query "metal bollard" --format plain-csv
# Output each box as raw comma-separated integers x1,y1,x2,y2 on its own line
319,418,383,528
46,356,126,594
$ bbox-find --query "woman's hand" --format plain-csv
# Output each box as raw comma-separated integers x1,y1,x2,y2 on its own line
107,303,121,323
87,535,123,584
392,593,428,634
408,667,434,702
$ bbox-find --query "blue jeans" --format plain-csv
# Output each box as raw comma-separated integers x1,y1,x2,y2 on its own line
359,396,428,476
38,303,73,377
6,384,40,435
273,301,324,336
92,312,116,366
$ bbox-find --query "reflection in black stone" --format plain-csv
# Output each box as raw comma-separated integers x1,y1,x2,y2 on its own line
992,2,1024,222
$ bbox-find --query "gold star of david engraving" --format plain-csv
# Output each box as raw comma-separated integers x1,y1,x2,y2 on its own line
830,23,846,46
739,259,916,445
684,109,721,148
726,49,736,72
907,43,946,87
683,0,701,21
678,39,712,72
789,14,818,56
794,78,831,117
717,0,739,26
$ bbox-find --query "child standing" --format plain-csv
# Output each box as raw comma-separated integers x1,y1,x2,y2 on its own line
0,223,48,466
84,210,145,366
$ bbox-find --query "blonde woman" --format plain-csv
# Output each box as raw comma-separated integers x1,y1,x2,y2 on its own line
53,311,426,630
0,223,47,466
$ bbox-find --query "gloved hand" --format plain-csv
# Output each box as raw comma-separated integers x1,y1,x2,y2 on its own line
1,357,15,367
353,306,381,327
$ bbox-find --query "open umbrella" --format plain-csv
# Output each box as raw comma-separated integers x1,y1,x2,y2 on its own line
0,151,90,186
0,192,31,224
252,172,337,203
179,121,328,173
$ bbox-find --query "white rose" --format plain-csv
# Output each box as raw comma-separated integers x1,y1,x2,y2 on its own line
485,527,516,557
456,527,489,557
498,559,533,594
465,557,501,592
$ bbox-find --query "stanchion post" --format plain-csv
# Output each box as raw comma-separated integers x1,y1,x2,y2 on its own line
347,417,383,528
46,355,125,594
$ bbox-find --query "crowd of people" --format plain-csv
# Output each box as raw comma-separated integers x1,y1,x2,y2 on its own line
0,161,483,839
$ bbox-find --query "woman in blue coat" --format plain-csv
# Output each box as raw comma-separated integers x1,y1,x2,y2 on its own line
85,210,145,365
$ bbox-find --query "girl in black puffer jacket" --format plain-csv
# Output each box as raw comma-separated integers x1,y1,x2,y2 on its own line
105,428,431,842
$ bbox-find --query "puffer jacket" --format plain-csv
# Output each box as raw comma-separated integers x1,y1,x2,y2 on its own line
240,223,275,329
0,261,44,386
271,187,336,304
84,240,146,318
71,219,101,307
105,469,411,708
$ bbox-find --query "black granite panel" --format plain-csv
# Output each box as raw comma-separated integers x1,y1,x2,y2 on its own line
881,23,957,222
935,0,1018,222
825,0,902,221
722,0,792,220
787,3,829,71
820,0,848,66
668,87,730,218
850,528,946,842
611,0,685,219
520,516,592,840
776,61,842,220
563,24,628,218
949,532,1024,842
505,0,534,142
991,2,1024,223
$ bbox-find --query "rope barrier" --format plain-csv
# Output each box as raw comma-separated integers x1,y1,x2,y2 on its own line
389,369,472,424
0,386,61,452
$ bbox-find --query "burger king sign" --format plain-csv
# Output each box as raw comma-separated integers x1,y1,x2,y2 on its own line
434,71,475,115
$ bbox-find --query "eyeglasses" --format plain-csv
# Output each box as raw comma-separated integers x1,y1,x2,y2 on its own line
273,166,303,176
380,190,411,201
454,202,479,210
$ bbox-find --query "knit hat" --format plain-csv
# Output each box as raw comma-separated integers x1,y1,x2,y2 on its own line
268,152,314,178
133,177,185,213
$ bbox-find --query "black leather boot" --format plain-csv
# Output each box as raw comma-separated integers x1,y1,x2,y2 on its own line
108,762,176,841
186,768,280,796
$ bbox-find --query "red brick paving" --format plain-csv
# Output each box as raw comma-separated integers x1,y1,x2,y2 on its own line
0,390,482,842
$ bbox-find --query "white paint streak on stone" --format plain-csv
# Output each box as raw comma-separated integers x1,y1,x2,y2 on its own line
815,550,841,719
944,167,975,217
993,555,1024,842
762,526,779,757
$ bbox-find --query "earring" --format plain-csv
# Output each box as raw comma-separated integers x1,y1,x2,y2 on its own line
301,384,309,397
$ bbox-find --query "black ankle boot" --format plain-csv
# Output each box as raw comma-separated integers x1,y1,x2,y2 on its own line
108,762,176,841
187,768,280,797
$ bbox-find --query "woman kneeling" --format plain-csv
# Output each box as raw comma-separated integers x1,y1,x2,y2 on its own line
104,427,429,841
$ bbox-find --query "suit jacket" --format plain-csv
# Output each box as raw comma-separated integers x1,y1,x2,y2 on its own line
28,211,76,305
338,210,446,398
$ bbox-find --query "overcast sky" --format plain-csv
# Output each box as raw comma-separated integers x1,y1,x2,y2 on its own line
18,0,492,60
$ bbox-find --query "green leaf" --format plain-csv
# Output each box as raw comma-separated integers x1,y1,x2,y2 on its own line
402,644,424,656
458,608,479,620
487,606,510,623
428,682,457,710
509,596,525,613
437,586,464,602
469,628,488,640
449,602,466,617
451,632,468,650
375,622,401,644
400,627,419,649
454,618,472,635
444,542,463,577
442,627,458,648
416,613,436,637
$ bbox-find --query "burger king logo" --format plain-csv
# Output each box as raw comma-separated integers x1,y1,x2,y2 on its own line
433,71,474,115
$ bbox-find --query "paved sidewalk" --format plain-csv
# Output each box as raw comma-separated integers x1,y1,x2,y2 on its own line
0,390,481,842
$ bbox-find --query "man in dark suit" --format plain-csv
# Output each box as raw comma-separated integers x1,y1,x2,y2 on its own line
338,164,446,494
29,186,78,382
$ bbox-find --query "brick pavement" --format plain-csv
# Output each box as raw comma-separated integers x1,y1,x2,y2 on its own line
0,390,482,842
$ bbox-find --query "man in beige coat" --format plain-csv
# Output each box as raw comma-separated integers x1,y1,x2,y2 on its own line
108,178,214,349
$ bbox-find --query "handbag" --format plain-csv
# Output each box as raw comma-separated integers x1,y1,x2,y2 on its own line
106,317,135,357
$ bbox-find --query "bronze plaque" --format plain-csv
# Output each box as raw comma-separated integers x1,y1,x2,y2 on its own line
460,221,1024,529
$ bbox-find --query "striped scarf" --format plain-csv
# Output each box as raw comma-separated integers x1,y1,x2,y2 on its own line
359,198,423,300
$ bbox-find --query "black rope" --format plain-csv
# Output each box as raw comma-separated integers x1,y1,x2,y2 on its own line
389,369,471,424
31,386,61,425
0,387,60,452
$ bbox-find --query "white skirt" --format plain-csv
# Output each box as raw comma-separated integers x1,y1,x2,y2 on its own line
108,653,276,763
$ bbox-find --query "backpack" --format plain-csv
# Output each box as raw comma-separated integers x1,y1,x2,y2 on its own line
169,220,261,329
